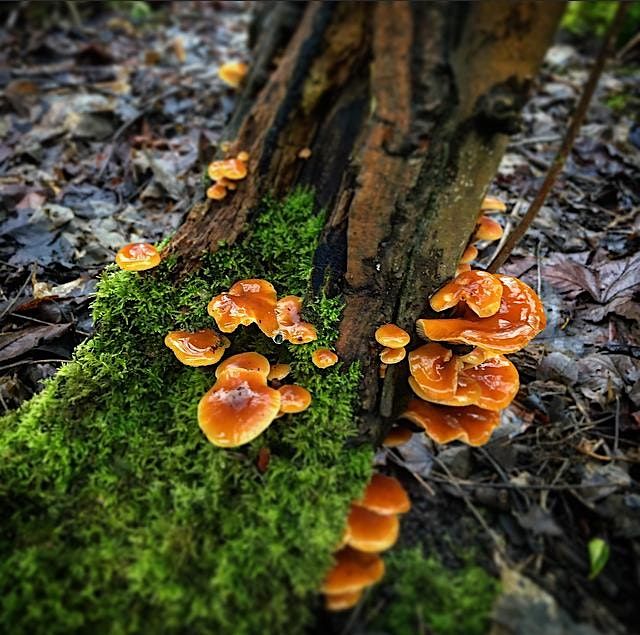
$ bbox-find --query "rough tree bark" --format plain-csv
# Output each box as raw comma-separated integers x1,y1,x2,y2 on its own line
168,1,564,440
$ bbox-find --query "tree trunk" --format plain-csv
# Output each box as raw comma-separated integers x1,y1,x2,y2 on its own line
168,0,563,439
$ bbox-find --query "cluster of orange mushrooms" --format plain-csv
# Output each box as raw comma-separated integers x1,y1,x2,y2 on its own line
205,152,250,201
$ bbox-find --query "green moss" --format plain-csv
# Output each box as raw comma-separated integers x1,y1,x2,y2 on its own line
367,547,499,635
0,189,373,635
561,1,640,44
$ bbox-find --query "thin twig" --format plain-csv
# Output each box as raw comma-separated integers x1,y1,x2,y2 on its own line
0,264,35,322
0,358,67,371
487,1,629,273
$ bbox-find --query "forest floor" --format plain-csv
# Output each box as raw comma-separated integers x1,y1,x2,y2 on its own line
1,3,639,635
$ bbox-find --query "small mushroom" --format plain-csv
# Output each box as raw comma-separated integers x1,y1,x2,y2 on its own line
237,151,250,162
374,324,410,349
430,270,504,318
206,183,227,200
473,215,503,241
400,399,501,447
380,347,406,364
356,474,411,515
275,295,317,344
115,242,161,271
164,330,230,366
324,590,362,611
321,547,385,595
382,425,413,447
455,263,472,276
267,363,291,381
481,195,507,212
198,368,281,447
218,61,248,88
312,348,339,369
215,351,270,379
345,504,399,553
460,244,478,264
277,384,312,414
298,147,312,159
208,158,248,182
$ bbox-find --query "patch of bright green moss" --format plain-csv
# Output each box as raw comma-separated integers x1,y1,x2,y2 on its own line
0,189,373,635
367,547,499,635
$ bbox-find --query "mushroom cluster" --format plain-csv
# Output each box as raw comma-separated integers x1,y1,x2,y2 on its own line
322,473,411,611
206,151,250,201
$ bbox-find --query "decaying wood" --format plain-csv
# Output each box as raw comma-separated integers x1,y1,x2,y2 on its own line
167,1,565,439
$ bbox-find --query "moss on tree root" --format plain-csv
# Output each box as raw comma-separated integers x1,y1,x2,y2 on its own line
0,190,373,635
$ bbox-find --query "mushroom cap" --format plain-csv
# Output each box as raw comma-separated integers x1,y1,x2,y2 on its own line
408,343,461,401
481,195,507,212
236,151,250,162
198,368,281,447
115,242,161,271
400,399,501,447
455,263,472,276
321,547,385,594
267,363,291,381
218,61,248,88
324,590,362,611
458,346,496,368
312,348,339,369
298,147,312,159
460,244,478,264
208,278,279,337
206,183,227,200
430,270,504,318
417,275,546,354
215,352,270,379
275,295,317,344
474,215,503,241
277,384,312,414
374,323,410,348
164,330,230,366
357,473,411,515
380,346,406,364
345,504,399,553
208,158,248,182
382,425,413,447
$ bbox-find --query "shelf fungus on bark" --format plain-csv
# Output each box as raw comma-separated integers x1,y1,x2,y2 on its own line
115,242,161,271
218,60,248,88
275,295,317,344
400,399,501,447
277,384,312,415
375,323,410,349
429,270,503,318
208,278,280,338
417,274,546,354
164,330,230,366
311,348,338,369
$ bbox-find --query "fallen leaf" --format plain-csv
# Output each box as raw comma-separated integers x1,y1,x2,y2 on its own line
0,323,71,363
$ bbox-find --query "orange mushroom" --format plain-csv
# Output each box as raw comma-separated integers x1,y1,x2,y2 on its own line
324,590,362,611
115,242,161,271
375,323,410,349
206,183,227,200
357,474,411,515
298,147,312,159
321,547,385,595
208,158,247,182
236,151,250,162
267,363,291,381
198,368,281,447
481,195,507,212
455,263,472,276
458,346,496,368
380,347,406,364
275,295,317,344
218,61,248,88
408,343,461,402
312,348,338,369
474,215,503,241
400,399,501,447
164,329,230,366
277,384,312,414
215,351,270,379
460,244,478,264
345,504,399,552
430,270,504,318
208,279,279,338
382,424,413,447
417,275,546,354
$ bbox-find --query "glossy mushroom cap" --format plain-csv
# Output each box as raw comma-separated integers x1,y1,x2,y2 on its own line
460,244,478,264
455,263,472,276
208,158,248,182
374,323,410,348
380,347,406,364
324,590,362,611
430,270,504,318
474,215,503,241
277,384,312,414
208,278,279,338
215,351,270,379
481,195,507,212
408,343,461,402
321,547,385,595
218,61,248,88
312,348,339,369
401,399,501,447
267,363,291,381
357,474,411,515
164,330,230,366
115,243,161,271
198,368,281,447
382,424,413,447
206,183,227,200
417,275,546,354
275,296,317,344
345,505,399,553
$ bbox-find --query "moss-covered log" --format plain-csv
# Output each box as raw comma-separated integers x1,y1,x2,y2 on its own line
1,2,564,634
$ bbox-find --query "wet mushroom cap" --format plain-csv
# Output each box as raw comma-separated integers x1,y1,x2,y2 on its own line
417,275,546,354
321,547,385,594
215,351,270,379
277,384,312,414
312,348,339,368
206,183,227,200
345,504,399,553
207,158,248,182
474,215,503,241
382,424,413,447
374,323,410,348
481,195,507,212
400,399,501,447
275,295,317,344
380,346,406,364
324,590,362,611
357,473,411,515
267,363,291,381
115,243,161,271
430,270,504,318
455,263,472,276
460,244,478,264
218,60,248,88
164,330,230,366
198,368,281,447
408,343,461,402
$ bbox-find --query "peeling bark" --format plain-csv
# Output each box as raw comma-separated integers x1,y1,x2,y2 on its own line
167,1,564,439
